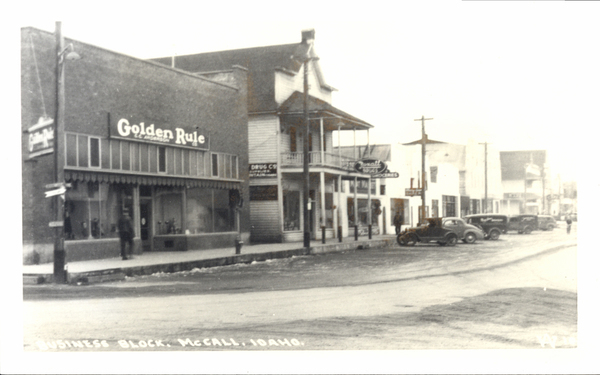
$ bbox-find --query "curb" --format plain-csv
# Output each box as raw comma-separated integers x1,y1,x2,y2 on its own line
24,238,396,285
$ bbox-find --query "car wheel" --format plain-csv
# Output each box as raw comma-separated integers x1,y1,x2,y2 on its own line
464,232,477,244
489,229,500,240
547,225,554,231
523,226,532,234
397,233,417,246
445,234,458,246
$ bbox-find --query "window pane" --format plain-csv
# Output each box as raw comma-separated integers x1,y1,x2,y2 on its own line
212,154,218,176
66,134,77,166
232,155,238,179
131,142,139,171
219,154,225,177
101,138,110,169
140,144,149,172
190,151,197,176
111,140,121,169
78,135,88,167
225,154,231,178
149,145,157,173
174,148,182,175
158,146,166,172
121,142,130,170
198,152,205,176
166,147,174,174
183,149,190,175
90,138,100,167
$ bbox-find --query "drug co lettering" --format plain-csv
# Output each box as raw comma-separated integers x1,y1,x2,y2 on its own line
117,118,206,147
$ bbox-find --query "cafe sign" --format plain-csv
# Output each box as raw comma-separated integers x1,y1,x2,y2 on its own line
112,117,209,150
354,159,387,174
27,117,55,159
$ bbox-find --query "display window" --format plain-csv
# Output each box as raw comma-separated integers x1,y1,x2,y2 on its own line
283,190,300,231
64,182,132,240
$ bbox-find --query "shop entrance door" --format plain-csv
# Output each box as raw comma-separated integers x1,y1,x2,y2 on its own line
140,199,152,251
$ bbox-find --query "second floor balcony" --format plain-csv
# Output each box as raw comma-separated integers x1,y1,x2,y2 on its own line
281,151,355,171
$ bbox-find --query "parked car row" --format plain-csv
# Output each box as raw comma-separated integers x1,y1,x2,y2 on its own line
397,214,558,247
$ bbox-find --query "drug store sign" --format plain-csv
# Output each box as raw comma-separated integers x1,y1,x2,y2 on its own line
112,117,209,150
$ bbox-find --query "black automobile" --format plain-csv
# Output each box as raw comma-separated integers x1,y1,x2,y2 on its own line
464,214,508,240
537,215,557,231
507,214,538,234
397,217,459,247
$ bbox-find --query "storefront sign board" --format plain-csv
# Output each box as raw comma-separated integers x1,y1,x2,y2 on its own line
372,172,399,179
249,163,277,178
111,117,210,150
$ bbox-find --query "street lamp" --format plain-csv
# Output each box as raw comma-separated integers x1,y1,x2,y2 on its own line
52,22,81,283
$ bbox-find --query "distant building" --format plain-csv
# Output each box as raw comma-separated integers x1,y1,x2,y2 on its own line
499,150,549,215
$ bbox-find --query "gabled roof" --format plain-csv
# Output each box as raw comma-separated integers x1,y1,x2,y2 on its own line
150,43,334,113
278,91,373,130
402,137,447,145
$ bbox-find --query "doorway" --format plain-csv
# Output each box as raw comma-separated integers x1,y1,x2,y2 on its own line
140,199,152,251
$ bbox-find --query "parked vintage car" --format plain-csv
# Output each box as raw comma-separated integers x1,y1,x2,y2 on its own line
537,215,557,231
464,214,508,240
507,214,538,234
397,217,459,246
441,217,485,244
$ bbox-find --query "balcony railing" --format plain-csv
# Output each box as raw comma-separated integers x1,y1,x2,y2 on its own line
281,152,355,171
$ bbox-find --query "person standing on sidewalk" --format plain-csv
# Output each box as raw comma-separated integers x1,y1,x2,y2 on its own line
393,211,404,235
566,215,572,235
118,213,134,260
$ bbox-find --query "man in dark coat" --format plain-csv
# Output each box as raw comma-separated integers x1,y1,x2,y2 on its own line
118,213,134,260
393,211,404,235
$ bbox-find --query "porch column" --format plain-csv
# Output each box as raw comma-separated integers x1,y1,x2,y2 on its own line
320,117,325,165
353,127,357,161
353,176,358,226
337,174,342,237
320,172,326,230
367,176,372,227
182,186,187,233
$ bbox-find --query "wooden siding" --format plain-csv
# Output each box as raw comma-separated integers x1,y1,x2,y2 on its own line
248,116,279,164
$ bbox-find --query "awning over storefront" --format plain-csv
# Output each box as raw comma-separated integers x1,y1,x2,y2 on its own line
64,170,241,190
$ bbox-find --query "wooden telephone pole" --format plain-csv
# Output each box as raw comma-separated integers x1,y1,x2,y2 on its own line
414,116,433,222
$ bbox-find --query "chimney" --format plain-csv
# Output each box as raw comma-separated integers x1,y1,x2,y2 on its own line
301,29,315,44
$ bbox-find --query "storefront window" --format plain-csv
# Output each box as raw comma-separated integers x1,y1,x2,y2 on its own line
283,190,300,231
64,182,131,240
155,187,183,234
186,188,213,234
214,189,234,232
443,195,457,217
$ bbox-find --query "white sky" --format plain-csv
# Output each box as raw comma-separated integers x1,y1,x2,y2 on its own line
16,1,599,182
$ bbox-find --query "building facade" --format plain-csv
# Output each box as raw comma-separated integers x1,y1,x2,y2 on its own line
21,27,250,264
499,150,548,215
152,30,375,243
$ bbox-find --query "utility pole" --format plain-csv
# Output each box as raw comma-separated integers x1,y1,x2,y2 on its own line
479,142,489,213
301,30,314,248
414,116,433,223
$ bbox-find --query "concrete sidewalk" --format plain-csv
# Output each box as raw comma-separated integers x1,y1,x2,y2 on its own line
23,235,398,285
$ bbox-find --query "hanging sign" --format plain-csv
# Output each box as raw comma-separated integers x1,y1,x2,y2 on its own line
354,159,387,174
27,117,55,159
405,188,422,197
372,172,399,179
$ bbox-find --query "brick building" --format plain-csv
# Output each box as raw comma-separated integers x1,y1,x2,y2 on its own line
21,27,250,264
